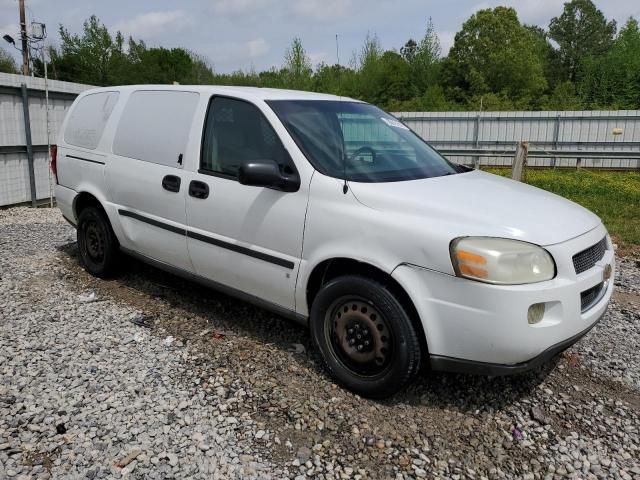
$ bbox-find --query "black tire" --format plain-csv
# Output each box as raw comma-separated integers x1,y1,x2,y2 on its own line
77,206,120,278
310,275,422,399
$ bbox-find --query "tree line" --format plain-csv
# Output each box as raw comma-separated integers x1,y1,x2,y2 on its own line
1,0,638,111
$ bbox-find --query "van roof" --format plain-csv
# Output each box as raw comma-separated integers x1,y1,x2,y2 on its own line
80,85,362,103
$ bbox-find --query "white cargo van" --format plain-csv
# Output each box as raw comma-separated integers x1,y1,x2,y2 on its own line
54,85,614,397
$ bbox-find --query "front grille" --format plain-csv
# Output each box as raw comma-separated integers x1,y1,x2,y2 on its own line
581,282,604,312
573,237,607,274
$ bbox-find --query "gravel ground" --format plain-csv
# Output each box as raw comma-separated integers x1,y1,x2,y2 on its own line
0,206,639,480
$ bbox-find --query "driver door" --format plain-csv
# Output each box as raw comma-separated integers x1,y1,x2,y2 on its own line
183,96,309,311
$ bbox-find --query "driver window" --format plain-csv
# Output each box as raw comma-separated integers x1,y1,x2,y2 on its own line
201,97,295,178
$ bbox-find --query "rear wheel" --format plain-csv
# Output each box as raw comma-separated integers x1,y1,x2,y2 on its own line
310,275,422,398
77,206,120,278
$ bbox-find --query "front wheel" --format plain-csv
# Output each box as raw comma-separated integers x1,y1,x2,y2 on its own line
310,275,422,398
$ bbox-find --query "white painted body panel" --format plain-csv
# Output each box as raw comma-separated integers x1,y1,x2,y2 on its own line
56,85,614,369
392,224,613,364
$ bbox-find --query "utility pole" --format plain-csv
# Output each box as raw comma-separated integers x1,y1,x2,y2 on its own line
19,0,30,75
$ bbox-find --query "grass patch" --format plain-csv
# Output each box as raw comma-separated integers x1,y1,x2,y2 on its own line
484,168,640,250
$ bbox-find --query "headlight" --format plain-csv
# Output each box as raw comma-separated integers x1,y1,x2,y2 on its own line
450,237,556,285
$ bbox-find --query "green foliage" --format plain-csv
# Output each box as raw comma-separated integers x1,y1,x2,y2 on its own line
444,7,547,104
283,38,312,90
407,18,442,93
542,81,584,110
549,0,616,82
578,18,640,109
0,47,18,74
312,63,357,97
48,15,217,86
45,9,638,112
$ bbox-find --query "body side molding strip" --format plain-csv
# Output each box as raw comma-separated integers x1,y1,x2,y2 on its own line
186,230,294,269
118,209,186,235
117,209,294,270
66,154,106,165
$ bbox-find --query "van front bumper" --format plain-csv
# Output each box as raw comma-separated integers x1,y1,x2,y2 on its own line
392,223,614,371
428,308,605,376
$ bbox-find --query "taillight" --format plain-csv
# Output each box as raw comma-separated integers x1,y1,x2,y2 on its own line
50,144,58,184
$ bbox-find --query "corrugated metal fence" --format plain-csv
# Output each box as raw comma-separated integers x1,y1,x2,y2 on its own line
0,73,91,206
395,111,640,169
1,71,639,207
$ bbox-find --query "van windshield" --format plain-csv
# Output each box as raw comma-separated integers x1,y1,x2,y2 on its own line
267,100,468,182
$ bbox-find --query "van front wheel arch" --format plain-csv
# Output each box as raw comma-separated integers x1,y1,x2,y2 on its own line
310,275,422,398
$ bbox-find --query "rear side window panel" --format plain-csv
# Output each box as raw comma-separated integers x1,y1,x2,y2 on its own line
64,91,119,149
113,90,200,167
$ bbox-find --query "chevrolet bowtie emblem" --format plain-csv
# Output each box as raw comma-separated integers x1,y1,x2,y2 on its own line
603,263,613,281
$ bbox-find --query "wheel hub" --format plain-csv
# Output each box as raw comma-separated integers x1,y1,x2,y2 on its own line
331,299,392,373
346,322,373,353
85,222,105,261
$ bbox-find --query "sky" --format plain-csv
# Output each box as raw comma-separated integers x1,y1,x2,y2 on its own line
1,0,639,73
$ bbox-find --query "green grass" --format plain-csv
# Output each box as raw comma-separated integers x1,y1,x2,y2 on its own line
485,168,640,249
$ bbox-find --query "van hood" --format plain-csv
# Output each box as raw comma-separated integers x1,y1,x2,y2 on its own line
348,170,601,246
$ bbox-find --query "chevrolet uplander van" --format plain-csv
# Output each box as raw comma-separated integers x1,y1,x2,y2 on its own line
54,86,614,398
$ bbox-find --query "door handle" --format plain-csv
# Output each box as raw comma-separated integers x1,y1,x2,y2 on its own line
162,175,181,193
189,180,209,199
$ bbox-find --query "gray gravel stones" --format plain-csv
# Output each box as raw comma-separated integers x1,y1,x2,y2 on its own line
1,206,639,480
571,257,640,389
0,208,279,479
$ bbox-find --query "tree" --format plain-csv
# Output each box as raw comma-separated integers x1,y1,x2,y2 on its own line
47,15,216,86
411,18,441,92
549,0,616,82
372,51,413,107
543,81,583,110
443,7,547,103
388,84,456,112
578,17,640,108
54,15,120,85
313,63,357,97
189,51,216,84
355,33,384,103
0,47,18,73
525,24,564,91
400,39,418,63
402,18,442,95
283,38,312,90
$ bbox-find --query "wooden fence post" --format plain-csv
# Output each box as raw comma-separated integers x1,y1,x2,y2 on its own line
511,141,529,182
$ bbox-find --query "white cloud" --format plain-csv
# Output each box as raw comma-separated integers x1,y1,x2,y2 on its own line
292,0,352,21
308,51,329,65
437,31,455,55
247,38,270,58
508,0,565,25
211,0,271,15
113,10,193,39
0,22,19,39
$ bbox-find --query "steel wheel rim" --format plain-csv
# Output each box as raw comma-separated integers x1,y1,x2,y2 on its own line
325,296,393,377
84,221,105,263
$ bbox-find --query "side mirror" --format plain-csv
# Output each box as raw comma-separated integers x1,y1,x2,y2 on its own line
238,160,299,192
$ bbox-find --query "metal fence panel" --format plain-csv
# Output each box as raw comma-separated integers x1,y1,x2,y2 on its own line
0,73,91,206
394,110,640,169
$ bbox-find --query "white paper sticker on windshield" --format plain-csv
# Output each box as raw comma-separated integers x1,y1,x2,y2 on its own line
381,117,410,130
